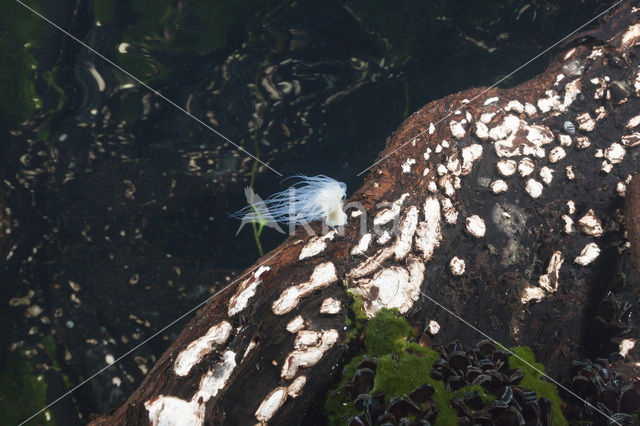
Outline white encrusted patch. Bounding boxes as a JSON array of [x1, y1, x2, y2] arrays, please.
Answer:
[[565, 166, 575, 180], [439, 175, 457, 197], [242, 339, 258, 361], [288, 376, 307, 398], [294, 330, 321, 350], [491, 180, 508, 194], [558, 134, 572, 147], [505, 100, 524, 113], [620, 23, 640, 49], [347, 246, 394, 279], [350, 256, 425, 318], [620, 339, 636, 358], [539, 167, 554, 185], [562, 215, 574, 234], [548, 147, 566, 163], [459, 144, 483, 175], [450, 257, 465, 276], [521, 286, 545, 304], [497, 159, 517, 176], [604, 143, 626, 164], [574, 243, 600, 266], [474, 122, 490, 140], [320, 298, 341, 315], [374, 193, 409, 226], [525, 179, 543, 198], [376, 230, 392, 245], [576, 112, 596, 132], [538, 251, 564, 293], [415, 197, 442, 261], [255, 387, 288, 423], [484, 96, 499, 105], [465, 215, 486, 238], [174, 321, 232, 376], [428, 320, 440, 335], [299, 231, 337, 260], [450, 120, 466, 138], [627, 115, 640, 129], [441, 197, 458, 225], [524, 103, 537, 116], [576, 136, 591, 149], [401, 158, 417, 173], [286, 316, 305, 333], [394, 206, 419, 260], [537, 90, 562, 113], [351, 233, 373, 256], [228, 266, 270, 317], [272, 262, 338, 315], [147, 351, 236, 426], [490, 115, 553, 158], [281, 329, 339, 379], [577, 210, 603, 237], [562, 79, 581, 111], [622, 133, 640, 147], [446, 154, 462, 175]]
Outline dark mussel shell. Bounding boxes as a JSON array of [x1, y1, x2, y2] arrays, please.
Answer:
[[353, 368, 376, 395], [410, 383, 435, 404]]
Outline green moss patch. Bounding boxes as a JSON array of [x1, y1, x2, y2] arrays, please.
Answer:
[[365, 308, 415, 356]]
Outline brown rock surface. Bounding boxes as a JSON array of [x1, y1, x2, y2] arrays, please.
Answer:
[[92, 3, 640, 424]]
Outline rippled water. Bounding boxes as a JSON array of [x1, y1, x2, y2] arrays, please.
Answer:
[[0, 0, 610, 422]]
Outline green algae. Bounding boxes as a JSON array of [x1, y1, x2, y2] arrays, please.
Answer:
[[0, 1, 46, 128], [509, 346, 568, 426], [364, 308, 415, 356], [0, 349, 52, 425], [343, 290, 367, 343]]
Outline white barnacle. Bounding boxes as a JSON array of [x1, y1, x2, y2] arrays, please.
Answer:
[[231, 175, 347, 229], [525, 179, 543, 198], [574, 243, 600, 266], [491, 180, 508, 194], [538, 251, 564, 293], [496, 159, 517, 176], [604, 143, 626, 164], [465, 215, 486, 238], [450, 257, 465, 276], [577, 209, 602, 237]]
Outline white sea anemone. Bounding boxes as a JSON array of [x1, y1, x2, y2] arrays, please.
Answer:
[[231, 175, 348, 229]]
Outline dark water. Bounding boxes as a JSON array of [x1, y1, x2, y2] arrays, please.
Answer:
[[0, 0, 611, 423]]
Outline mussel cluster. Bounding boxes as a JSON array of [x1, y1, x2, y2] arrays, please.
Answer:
[[340, 340, 556, 425], [342, 355, 439, 425], [567, 358, 640, 425], [434, 340, 552, 426]]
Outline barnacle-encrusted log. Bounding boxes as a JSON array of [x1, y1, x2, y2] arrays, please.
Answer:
[[92, 3, 640, 424]]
